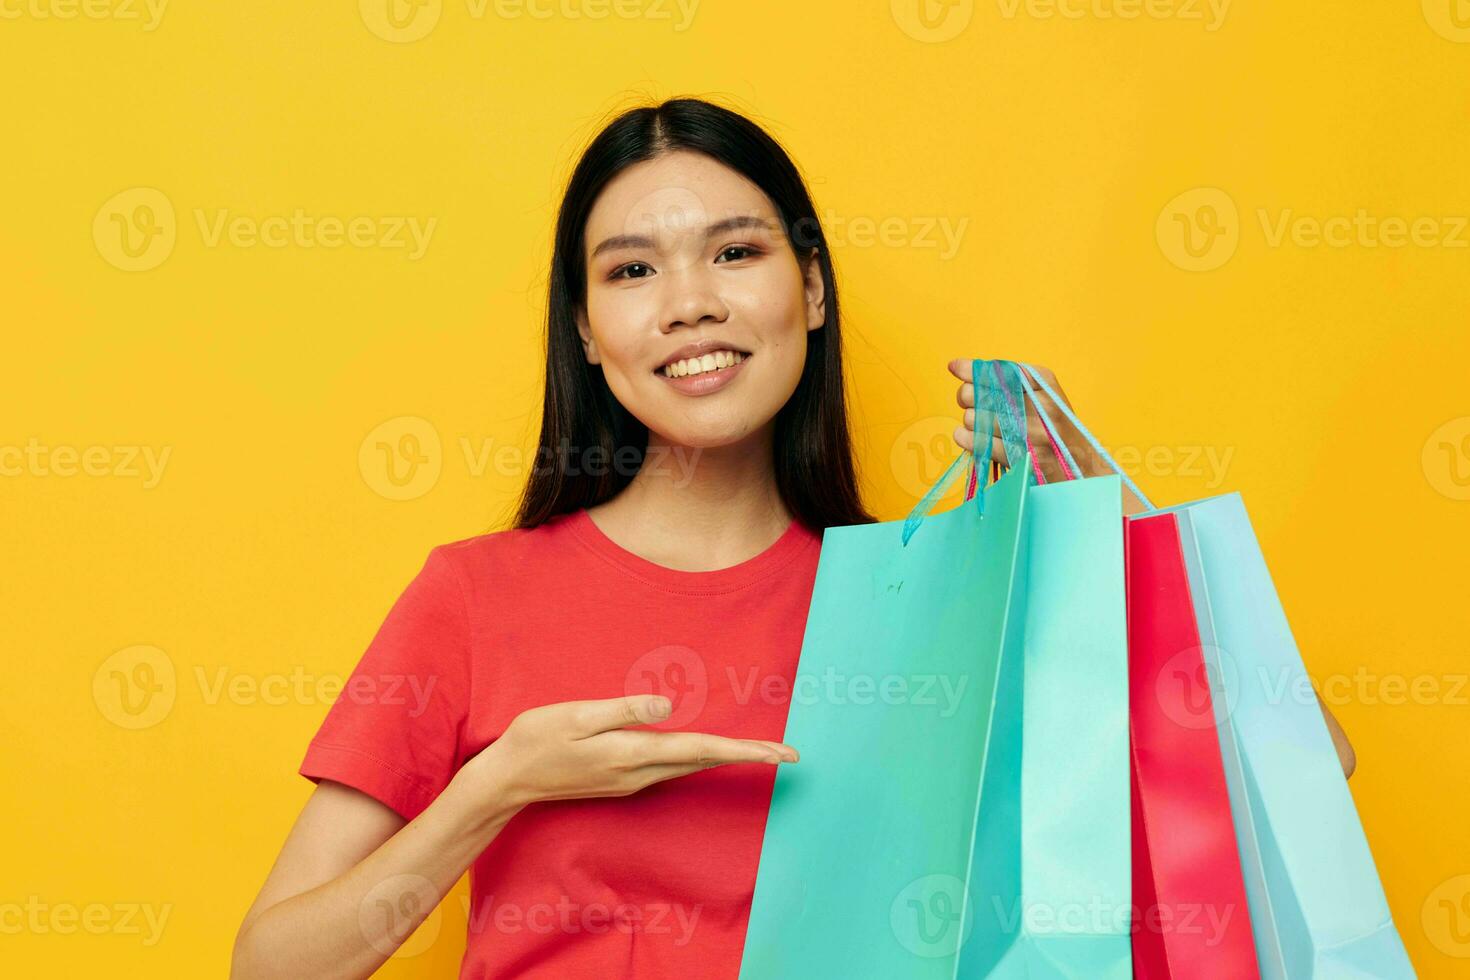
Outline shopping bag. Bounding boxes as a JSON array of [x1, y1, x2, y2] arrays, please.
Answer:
[[740, 360, 1131, 978], [1166, 499, 1416, 978], [1019, 366, 1416, 979], [973, 359, 1133, 978], [740, 358, 1033, 978], [1126, 511, 1260, 978], [980, 462, 1131, 977]]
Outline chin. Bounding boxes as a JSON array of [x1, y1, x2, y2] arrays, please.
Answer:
[[650, 417, 770, 451]]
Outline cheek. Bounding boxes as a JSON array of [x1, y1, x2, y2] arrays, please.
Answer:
[[736, 293, 812, 400], [728, 261, 809, 332], [585, 293, 652, 373]]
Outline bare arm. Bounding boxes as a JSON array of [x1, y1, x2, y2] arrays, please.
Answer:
[[231, 768, 518, 980], [1316, 695, 1356, 779], [232, 694, 797, 979]]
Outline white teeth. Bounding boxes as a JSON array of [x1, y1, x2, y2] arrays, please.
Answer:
[[661, 350, 745, 378]]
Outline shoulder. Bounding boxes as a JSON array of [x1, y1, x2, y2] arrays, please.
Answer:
[[422, 512, 586, 590]]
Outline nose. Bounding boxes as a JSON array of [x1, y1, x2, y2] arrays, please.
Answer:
[[659, 262, 729, 333]]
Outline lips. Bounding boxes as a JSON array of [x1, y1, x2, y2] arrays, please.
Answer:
[[656, 348, 749, 395], [654, 339, 752, 373]]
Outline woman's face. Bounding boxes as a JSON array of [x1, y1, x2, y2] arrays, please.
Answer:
[[576, 150, 825, 449]]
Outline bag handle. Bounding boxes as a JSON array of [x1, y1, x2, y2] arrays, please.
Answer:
[[1016, 362, 1155, 511], [1014, 365, 1080, 483], [965, 359, 1044, 498], [902, 359, 1032, 545], [988, 360, 1048, 486], [969, 361, 1084, 490]]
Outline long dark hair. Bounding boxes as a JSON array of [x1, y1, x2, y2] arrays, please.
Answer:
[[512, 97, 875, 532]]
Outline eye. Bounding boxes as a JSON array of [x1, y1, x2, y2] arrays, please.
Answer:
[[608, 261, 653, 281], [716, 244, 761, 263]]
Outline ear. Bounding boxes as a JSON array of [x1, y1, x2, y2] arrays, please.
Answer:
[[575, 306, 601, 365], [801, 249, 826, 332]]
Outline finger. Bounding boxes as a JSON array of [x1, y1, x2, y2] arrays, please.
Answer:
[[949, 359, 1034, 386], [1026, 408, 1062, 463], [596, 729, 798, 766], [953, 416, 1009, 466], [1020, 379, 1064, 419], [956, 369, 1041, 411], [956, 408, 994, 446], [1023, 364, 1072, 409], [952, 361, 1073, 409], [950, 359, 1058, 383], [633, 755, 791, 789], [633, 764, 713, 787], [1027, 362, 1059, 387], [567, 694, 673, 737], [617, 762, 734, 793], [632, 731, 799, 767]]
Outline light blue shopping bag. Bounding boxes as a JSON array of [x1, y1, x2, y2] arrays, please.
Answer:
[[740, 360, 1132, 978], [1022, 366, 1416, 979], [969, 468, 1132, 979], [1167, 499, 1415, 979]]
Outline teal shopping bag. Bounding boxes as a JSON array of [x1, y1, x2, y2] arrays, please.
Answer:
[[972, 360, 1131, 978], [1020, 367, 1415, 979], [977, 472, 1131, 978], [739, 436, 1032, 976], [740, 360, 1132, 978]]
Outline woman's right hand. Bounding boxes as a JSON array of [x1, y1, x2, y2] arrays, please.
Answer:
[[464, 694, 799, 811]]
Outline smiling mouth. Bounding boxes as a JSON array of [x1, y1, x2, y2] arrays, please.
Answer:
[[655, 349, 750, 379]]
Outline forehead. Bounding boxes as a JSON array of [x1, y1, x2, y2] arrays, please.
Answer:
[[584, 150, 778, 248]]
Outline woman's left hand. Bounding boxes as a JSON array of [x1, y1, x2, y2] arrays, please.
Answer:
[[949, 357, 1357, 780], [947, 358, 1106, 488]]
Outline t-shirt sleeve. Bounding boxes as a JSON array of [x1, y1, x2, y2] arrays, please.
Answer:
[[298, 545, 472, 822]]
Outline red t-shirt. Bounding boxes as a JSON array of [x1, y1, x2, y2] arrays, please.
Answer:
[[299, 507, 823, 979]]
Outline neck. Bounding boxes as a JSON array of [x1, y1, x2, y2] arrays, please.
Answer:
[[585, 425, 794, 572]]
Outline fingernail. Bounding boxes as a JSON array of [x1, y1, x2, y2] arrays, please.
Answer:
[[650, 698, 671, 719]]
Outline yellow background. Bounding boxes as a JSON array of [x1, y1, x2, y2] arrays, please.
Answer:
[[3, 0, 1467, 974]]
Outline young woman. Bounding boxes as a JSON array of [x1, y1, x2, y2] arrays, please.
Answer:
[[231, 98, 1355, 979]]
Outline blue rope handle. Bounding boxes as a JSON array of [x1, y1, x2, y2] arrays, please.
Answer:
[[902, 358, 993, 545], [1018, 362, 1155, 511], [986, 360, 1036, 482], [902, 359, 1033, 545]]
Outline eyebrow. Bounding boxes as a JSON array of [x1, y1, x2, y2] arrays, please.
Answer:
[[588, 214, 776, 260]]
